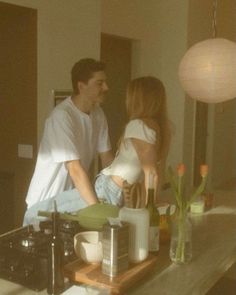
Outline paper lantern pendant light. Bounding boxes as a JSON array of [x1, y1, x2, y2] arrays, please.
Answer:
[[178, 38, 236, 103]]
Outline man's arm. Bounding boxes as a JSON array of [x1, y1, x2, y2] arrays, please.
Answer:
[[99, 150, 114, 168], [66, 160, 98, 205]]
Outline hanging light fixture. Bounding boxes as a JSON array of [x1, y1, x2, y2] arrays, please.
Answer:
[[178, 0, 236, 103]]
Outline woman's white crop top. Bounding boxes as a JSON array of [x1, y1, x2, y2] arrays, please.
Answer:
[[101, 119, 157, 184]]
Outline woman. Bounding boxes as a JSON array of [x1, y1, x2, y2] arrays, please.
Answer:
[[95, 76, 171, 206], [23, 76, 170, 225]]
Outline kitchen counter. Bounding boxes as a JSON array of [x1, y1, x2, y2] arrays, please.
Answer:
[[1, 190, 236, 295], [0, 278, 46, 295], [129, 189, 236, 295], [0, 278, 114, 295], [0, 279, 109, 295]]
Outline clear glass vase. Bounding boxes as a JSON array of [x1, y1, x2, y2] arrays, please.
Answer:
[[169, 215, 192, 264]]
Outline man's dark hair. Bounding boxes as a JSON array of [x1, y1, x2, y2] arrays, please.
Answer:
[[71, 58, 106, 94]]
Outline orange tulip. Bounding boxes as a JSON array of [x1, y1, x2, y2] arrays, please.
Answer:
[[177, 163, 186, 177], [200, 164, 208, 177]]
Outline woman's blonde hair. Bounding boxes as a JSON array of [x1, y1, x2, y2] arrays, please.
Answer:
[[125, 76, 171, 164]]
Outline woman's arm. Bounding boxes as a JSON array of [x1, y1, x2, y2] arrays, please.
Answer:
[[131, 138, 159, 202], [99, 150, 114, 168]]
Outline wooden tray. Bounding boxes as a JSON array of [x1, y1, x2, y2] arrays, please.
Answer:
[[64, 255, 158, 294]]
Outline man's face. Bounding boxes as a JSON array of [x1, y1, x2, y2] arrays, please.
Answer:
[[79, 71, 108, 104]]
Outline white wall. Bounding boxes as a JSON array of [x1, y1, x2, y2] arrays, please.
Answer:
[[1, 0, 101, 140], [187, 0, 236, 188], [2, 0, 189, 168], [183, 0, 213, 185], [210, 0, 236, 188], [4, 0, 233, 188], [101, 0, 189, 167]]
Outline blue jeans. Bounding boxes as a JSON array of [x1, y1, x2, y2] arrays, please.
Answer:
[[23, 174, 122, 227]]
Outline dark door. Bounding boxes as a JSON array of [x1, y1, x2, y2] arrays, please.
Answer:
[[194, 102, 208, 186], [101, 33, 132, 153], [0, 2, 37, 231]]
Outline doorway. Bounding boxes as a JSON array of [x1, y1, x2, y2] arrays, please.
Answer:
[[100, 33, 132, 152], [0, 2, 37, 231], [194, 102, 208, 186], [194, 99, 236, 191], [210, 100, 236, 190]]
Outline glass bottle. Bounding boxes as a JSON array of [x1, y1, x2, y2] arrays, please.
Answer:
[[146, 174, 160, 255], [157, 204, 171, 245], [47, 202, 64, 295]]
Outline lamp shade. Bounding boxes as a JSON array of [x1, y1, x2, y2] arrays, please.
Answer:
[[178, 38, 236, 103]]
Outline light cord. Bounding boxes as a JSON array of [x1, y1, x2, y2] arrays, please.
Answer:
[[212, 0, 218, 38]]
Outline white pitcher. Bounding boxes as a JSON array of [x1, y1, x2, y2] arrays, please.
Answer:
[[119, 207, 149, 263]]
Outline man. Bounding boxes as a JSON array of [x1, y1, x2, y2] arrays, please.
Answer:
[[24, 58, 113, 224]]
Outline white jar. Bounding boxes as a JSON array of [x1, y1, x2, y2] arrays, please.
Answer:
[[190, 200, 205, 214], [119, 207, 149, 263]]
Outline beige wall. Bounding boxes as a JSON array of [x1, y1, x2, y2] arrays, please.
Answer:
[[101, 0, 189, 168], [210, 0, 236, 188], [1, 0, 101, 141], [187, 0, 236, 188], [183, 0, 213, 184], [1, 0, 101, 225], [2, 0, 235, 189], [102, 0, 236, 188], [2, 0, 189, 168]]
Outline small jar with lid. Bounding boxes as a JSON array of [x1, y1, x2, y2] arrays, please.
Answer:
[[190, 196, 205, 214]]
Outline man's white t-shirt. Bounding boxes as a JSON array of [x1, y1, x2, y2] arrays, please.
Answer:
[[101, 119, 156, 184], [26, 97, 111, 208]]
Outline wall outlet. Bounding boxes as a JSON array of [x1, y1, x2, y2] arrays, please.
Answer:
[[18, 144, 33, 159]]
